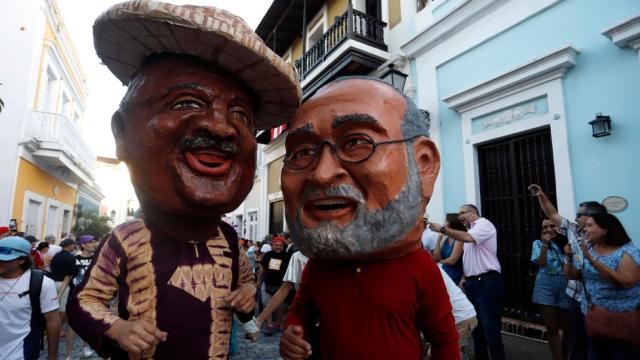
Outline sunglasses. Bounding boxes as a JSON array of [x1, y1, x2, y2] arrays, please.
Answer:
[[0, 246, 29, 256], [576, 212, 590, 218]]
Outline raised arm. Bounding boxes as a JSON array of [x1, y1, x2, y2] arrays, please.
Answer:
[[529, 184, 563, 226]]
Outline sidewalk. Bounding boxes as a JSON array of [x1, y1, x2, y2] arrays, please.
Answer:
[[39, 327, 282, 360], [41, 327, 549, 360]]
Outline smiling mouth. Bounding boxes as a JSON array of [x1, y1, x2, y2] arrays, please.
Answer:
[[184, 149, 232, 176], [305, 197, 358, 221]]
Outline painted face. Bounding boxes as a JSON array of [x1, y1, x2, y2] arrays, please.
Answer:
[[282, 79, 436, 258], [584, 217, 605, 244], [541, 219, 558, 238], [115, 56, 257, 216]]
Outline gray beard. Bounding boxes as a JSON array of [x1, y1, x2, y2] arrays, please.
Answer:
[[287, 146, 424, 258]]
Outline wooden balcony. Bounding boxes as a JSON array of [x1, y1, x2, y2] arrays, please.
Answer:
[[294, 7, 387, 82]]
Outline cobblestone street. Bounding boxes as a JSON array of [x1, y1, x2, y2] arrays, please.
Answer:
[[40, 327, 281, 360]]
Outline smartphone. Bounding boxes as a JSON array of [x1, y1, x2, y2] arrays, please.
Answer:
[[9, 219, 17, 232]]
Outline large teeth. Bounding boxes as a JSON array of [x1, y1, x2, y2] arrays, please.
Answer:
[[314, 199, 350, 206]]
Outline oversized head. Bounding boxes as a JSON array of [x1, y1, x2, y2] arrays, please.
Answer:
[[282, 77, 440, 259]]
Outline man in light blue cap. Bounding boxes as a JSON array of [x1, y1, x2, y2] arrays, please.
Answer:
[[0, 236, 60, 360]]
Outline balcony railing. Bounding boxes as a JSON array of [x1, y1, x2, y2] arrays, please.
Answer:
[[295, 7, 387, 80], [29, 110, 96, 178]]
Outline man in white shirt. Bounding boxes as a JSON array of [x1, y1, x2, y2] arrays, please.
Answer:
[[438, 264, 477, 356], [429, 204, 505, 360], [43, 235, 61, 272], [421, 226, 439, 254], [0, 236, 60, 360]]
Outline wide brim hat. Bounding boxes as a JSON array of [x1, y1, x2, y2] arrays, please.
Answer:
[[93, 0, 301, 130]]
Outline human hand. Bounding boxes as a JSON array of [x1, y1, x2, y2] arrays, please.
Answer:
[[224, 283, 256, 313], [528, 184, 542, 196], [245, 330, 260, 342], [280, 325, 312, 360], [564, 243, 573, 255], [105, 319, 167, 356], [579, 241, 592, 261]]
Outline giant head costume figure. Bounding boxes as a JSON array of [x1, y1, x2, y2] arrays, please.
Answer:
[[67, 2, 300, 359], [282, 77, 439, 259], [98, 3, 301, 223], [279, 78, 459, 359]]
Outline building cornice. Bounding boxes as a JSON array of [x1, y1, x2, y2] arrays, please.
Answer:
[[442, 46, 579, 113], [602, 14, 640, 50], [401, 0, 504, 58]]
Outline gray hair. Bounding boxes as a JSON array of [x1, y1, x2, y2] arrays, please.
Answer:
[[331, 76, 430, 138]]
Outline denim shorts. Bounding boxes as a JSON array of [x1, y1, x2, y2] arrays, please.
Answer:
[[532, 272, 571, 309]]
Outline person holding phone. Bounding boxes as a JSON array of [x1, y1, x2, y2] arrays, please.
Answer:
[[529, 184, 608, 360]]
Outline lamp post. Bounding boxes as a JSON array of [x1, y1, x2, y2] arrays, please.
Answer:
[[380, 64, 408, 92], [588, 113, 612, 138]]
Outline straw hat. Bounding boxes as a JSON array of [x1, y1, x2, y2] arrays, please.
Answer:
[[94, 1, 301, 130]]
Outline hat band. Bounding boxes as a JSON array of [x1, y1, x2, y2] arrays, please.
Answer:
[[0, 247, 29, 256]]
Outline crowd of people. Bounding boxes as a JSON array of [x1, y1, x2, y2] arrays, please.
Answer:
[[529, 184, 640, 360], [0, 231, 101, 360]]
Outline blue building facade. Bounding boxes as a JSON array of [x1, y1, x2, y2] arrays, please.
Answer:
[[403, 0, 640, 242], [400, 0, 639, 319]]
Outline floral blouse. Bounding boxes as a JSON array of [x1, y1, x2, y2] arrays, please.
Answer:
[[581, 242, 640, 314], [530, 240, 565, 275]]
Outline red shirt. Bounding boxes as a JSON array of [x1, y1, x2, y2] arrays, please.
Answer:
[[285, 249, 459, 360], [31, 249, 45, 269]]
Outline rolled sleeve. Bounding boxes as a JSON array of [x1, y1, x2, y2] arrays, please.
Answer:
[[467, 219, 495, 244]]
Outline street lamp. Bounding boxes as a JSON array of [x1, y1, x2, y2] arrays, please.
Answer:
[[380, 64, 408, 92], [588, 113, 612, 138]]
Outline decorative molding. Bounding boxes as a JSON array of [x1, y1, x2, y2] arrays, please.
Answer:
[[442, 46, 579, 112], [602, 14, 640, 50], [480, 103, 537, 130]]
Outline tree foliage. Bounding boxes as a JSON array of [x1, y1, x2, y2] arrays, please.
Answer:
[[74, 211, 113, 239]]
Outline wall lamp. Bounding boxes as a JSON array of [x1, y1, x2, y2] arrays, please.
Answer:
[[589, 113, 612, 138], [380, 64, 408, 92]]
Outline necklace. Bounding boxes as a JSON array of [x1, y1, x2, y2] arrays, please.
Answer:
[[0, 271, 26, 302]]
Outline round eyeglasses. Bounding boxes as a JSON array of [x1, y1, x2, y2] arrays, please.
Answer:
[[284, 133, 426, 170]]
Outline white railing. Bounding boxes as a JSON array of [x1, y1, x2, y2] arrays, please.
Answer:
[[29, 110, 97, 176]]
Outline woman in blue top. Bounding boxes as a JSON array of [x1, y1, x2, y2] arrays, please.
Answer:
[[433, 213, 464, 285], [531, 219, 570, 360], [565, 213, 640, 359]]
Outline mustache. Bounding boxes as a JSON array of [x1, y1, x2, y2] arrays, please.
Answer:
[[302, 184, 365, 204], [179, 133, 238, 155]]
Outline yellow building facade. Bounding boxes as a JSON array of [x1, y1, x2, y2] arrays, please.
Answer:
[[1, 0, 102, 240]]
